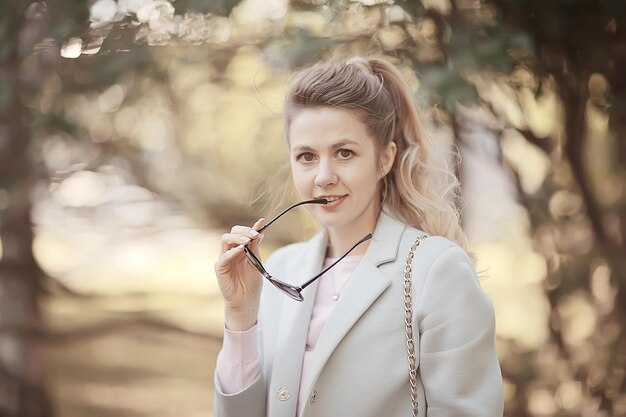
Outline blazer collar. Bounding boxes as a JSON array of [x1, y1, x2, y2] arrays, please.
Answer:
[[309, 205, 407, 268], [303, 207, 406, 392], [365, 205, 407, 266]]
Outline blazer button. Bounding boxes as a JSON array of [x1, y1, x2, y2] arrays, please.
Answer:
[[309, 390, 318, 405], [276, 387, 291, 401]]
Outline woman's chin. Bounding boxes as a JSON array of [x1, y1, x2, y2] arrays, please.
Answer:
[[315, 213, 347, 230]]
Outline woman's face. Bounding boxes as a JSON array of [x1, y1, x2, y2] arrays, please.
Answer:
[[288, 107, 396, 233]]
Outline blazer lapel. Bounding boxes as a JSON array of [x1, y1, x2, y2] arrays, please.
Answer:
[[302, 209, 407, 398], [268, 230, 327, 417]]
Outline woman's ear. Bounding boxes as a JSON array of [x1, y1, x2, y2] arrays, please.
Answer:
[[379, 141, 397, 179]]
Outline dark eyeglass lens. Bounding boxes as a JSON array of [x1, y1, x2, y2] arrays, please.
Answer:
[[283, 286, 303, 301], [269, 279, 303, 301]]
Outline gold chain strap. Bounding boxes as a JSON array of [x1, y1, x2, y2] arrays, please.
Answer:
[[404, 234, 428, 417]]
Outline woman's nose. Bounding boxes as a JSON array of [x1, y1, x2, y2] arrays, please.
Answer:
[[314, 159, 337, 187]]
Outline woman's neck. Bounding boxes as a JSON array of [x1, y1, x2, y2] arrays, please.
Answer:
[[324, 204, 380, 258]]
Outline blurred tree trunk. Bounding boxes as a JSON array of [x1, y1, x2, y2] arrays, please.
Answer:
[[0, 2, 52, 416], [487, 0, 626, 412]]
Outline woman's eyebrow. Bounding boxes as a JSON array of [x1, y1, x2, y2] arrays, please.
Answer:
[[292, 139, 361, 152]]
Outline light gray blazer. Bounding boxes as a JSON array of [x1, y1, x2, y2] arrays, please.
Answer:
[[214, 208, 504, 417]]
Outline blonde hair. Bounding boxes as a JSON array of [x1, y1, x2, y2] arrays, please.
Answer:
[[256, 56, 469, 252]]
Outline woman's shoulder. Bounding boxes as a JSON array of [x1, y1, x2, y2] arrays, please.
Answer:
[[400, 227, 484, 311], [400, 224, 474, 273]]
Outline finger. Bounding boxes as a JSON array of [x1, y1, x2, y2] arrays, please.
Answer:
[[224, 244, 261, 274], [249, 231, 264, 251], [224, 218, 266, 253], [248, 218, 267, 246], [230, 225, 262, 238], [252, 218, 267, 231], [221, 233, 252, 253], [220, 243, 247, 264]]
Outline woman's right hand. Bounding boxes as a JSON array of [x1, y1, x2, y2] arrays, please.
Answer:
[[214, 218, 267, 331]]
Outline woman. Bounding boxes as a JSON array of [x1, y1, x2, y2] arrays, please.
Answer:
[[213, 56, 503, 417]]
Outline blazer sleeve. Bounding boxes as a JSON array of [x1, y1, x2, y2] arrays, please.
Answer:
[[213, 367, 266, 417], [213, 249, 284, 417], [213, 315, 267, 417], [213, 244, 293, 417], [416, 245, 504, 417]]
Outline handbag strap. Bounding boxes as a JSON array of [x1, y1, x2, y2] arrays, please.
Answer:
[[404, 234, 428, 417]]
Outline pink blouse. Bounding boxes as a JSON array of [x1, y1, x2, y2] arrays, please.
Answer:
[[216, 255, 364, 416]]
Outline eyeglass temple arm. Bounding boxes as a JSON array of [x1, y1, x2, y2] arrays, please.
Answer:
[[256, 198, 328, 234], [300, 233, 373, 290], [243, 246, 268, 274]]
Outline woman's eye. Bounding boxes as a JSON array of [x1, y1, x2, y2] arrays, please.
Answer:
[[297, 152, 316, 162], [338, 149, 353, 159]]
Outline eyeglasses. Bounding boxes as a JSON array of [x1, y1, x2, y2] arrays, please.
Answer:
[[243, 199, 372, 302]]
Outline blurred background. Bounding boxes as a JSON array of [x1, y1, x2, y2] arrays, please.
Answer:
[[1, 0, 625, 416]]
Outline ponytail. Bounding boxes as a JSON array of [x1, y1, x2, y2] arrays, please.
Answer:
[[368, 57, 470, 253]]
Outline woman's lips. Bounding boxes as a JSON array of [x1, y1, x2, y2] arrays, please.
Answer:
[[320, 195, 347, 209]]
